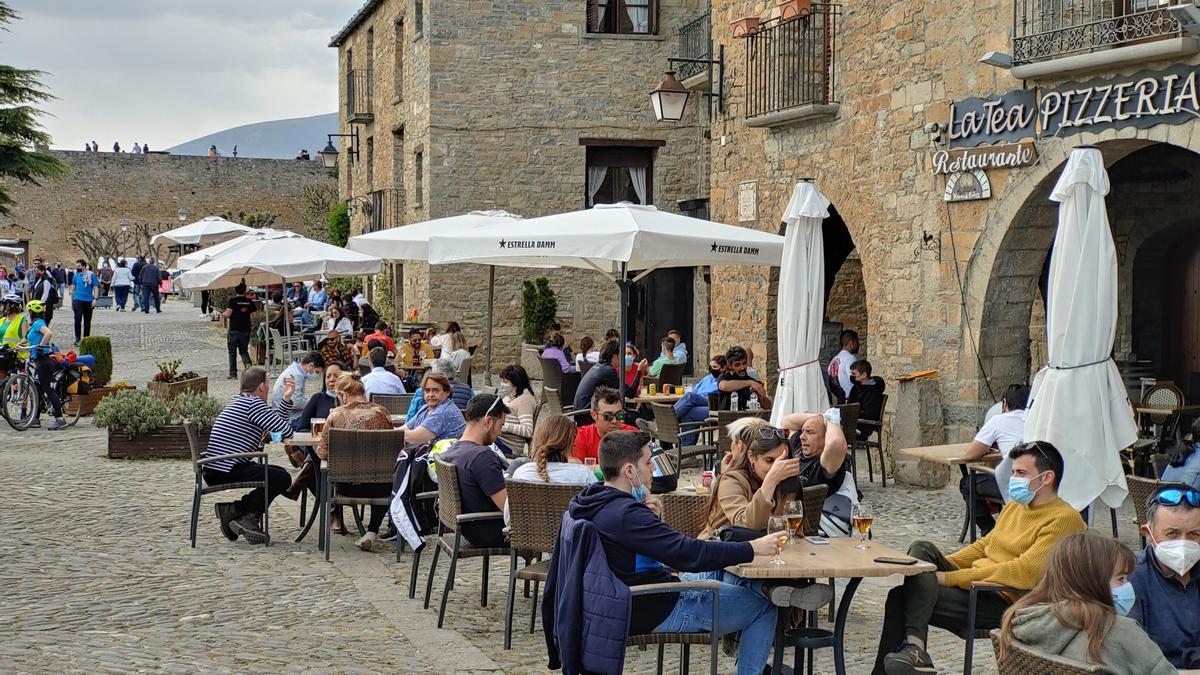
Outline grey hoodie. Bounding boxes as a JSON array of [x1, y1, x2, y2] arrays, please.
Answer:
[[1009, 603, 1178, 675]]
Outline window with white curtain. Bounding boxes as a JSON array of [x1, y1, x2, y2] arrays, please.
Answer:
[[587, 0, 657, 34], [585, 146, 654, 207]]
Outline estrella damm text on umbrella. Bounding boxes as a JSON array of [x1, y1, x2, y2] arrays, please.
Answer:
[[498, 239, 556, 249], [711, 242, 761, 256]]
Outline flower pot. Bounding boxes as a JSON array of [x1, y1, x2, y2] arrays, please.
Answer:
[[148, 376, 208, 400], [65, 385, 129, 417], [779, 0, 812, 20], [731, 16, 761, 37], [106, 425, 209, 459]]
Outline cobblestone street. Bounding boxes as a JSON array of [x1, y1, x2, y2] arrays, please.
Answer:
[[0, 299, 1145, 674]]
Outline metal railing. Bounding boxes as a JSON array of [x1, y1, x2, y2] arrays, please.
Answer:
[[676, 12, 711, 80], [1013, 0, 1183, 65], [746, 4, 839, 120], [360, 188, 402, 233], [346, 68, 374, 122]]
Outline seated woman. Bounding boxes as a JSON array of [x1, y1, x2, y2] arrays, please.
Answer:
[[497, 364, 537, 456], [404, 371, 466, 445], [321, 304, 353, 340], [505, 416, 597, 524], [1161, 422, 1200, 491], [542, 334, 575, 373], [699, 423, 800, 540], [317, 372, 394, 551], [293, 361, 344, 432], [999, 531, 1177, 675], [715, 416, 773, 475], [445, 329, 471, 374], [430, 321, 462, 355], [573, 336, 600, 370]]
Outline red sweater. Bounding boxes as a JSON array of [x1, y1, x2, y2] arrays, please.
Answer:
[[572, 423, 638, 462]]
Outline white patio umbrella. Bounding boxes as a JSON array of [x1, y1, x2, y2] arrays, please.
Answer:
[[771, 181, 831, 425], [347, 210, 524, 384], [427, 202, 785, 403], [150, 216, 254, 246], [176, 229, 300, 270], [0, 245, 23, 258], [1024, 146, 1137, 511]]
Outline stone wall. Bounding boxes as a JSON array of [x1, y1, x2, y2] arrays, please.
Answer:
[[0, 151, 334, 263]]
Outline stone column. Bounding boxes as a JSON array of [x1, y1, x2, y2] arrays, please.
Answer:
[[891, 377, 950, 487]]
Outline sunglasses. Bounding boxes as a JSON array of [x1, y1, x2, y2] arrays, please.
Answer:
[[757, 427, 790, 442], [485, 395, 503, 417], [598, 411, 624, 422], [1154, 488, 1200, 508]]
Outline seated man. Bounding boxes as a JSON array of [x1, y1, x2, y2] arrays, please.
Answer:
[[781, 409, 854, 537], [205, 367, 297, 545], [318, 328, 356, 369], [827, 329, 859, 404], [647, 336, 679, 378], [959, 383, 1029, 535], [1130, 485, 1200, 671], [671, 354, 726, 446], [873, 441, 1087, 675], [573, 386, 637, 464], [560, 430, 786, 675], [667, 328, 688, 364], [398, 327, 434, 367], [270, 350, 324, 421], [847, 359, 885, 435], [718, 345, 772, 411], [359, 321, 397, 358], [306, 280, 327, 312], [573, 339, 638, 414], [439, 394, 511, 547], [361, 347, 406, 397], [406, 357, 476, 413]]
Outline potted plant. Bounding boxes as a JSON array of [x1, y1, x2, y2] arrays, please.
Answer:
[[147, 358, 207, 399], [97, 389, 224, 459], [67, 335, 120, 416], [779, 0, 812, 20], [521, 277, 558, 379], [731, 16, 761, 37]]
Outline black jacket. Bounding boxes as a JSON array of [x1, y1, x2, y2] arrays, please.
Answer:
[[848, 376, 886, 438]]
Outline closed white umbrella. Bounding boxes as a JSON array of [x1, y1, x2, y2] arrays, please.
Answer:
[[150, 216, 254, 246], [178, 235, 382, 291], [771, 181, 831, 424], [1024, 146, 1137, 511], [176, 229, 300, 270]]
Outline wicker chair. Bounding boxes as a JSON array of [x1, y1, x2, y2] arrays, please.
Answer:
[[503, 480, 584, 650], [649, 402, 718, 471], [185, 421, 271, 548], [1140, 383, 1186, 437], [1151, 452, 1170, 478], [542, 387, 590, 420], [425, 459, 511, 628], [851, 394, 889, 486], [989, 629, 1104, 674], [370, 392, 414, 416], [799, 484, 828, 537], [579, 359, 595, 377], [715, 410, 771, 457], [321, 428, 405, 561], [660, 492, 710, 539], [657, 363, 684, 387]]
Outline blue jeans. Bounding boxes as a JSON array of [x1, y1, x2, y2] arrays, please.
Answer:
[[114, 285, 130, 310], [140, 283, 159, 313], [654, 570, 776, 675], [673, 392, 710, 446]]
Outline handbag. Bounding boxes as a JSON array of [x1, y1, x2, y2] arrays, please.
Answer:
[[713, 524, 765, 542]]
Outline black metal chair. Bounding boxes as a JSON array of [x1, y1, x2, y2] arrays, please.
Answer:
[[851, 393, 888, 486], [657, 362, 684, 387], [648, 402, 718, 470], [185, 421, 270, 548]]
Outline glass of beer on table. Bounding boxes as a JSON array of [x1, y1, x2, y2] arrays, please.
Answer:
[[784, 499, 804, 544], [852, 502, 873, 549], [767, 516, 789, 565]]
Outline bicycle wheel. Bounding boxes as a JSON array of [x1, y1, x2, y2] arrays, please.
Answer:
[[60, 388, 82, 428], [1, 373, 39, 431]]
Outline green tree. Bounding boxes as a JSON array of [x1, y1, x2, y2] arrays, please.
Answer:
[[522, 277, 558, 344], [327, 201, 349, 247], [0, 3, 70, 216]]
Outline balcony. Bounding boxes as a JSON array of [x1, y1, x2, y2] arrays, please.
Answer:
[[745, 4, 840, 129], [355, 188, 402, 233], [346, 68, 374, 124], [1012, 0, 1199, 79], [676, 12, 711, 87]]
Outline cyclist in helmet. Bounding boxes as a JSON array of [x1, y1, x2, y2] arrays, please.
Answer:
[[1, 294, 26, 348], [25, 300, 66, 430]]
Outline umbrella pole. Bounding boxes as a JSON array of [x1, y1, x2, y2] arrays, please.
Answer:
[[283, 276, 294, 368], [485, 265, 495, 386], [616, 263, 631, 411]]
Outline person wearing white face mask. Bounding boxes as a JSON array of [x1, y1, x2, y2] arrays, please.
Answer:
[[1129, 485, 1200, 672], [496, 364, 537, 456], [270, 351, 325, 421]]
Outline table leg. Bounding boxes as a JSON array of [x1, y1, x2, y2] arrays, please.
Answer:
[[957, 465, 971, 543], [294, 450, 323, 544], [967, 465, 978, 543], [770, 605, 788, 675], [832, 577, 862, 675]]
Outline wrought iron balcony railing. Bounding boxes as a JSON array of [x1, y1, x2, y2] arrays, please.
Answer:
[[346, 68, 374, 123], [745, 4, 840, 120], [356, 188, 402, 233], [676, 12, 711, 81], [1013, 0, 1184, 65]]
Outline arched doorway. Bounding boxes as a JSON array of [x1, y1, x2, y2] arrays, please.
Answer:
[[979, 141, 1200, 402]]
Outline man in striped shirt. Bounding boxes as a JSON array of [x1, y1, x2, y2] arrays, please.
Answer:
[[206, 366, 296, 545]]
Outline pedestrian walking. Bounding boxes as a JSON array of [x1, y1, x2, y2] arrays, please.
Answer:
[[223, 281, 257, 379], [69, 259, 98, 345], [130, 255, 145, 306], [29, 265, 57, 326], [51, 263, 67, 308], [112, 141, 121, 153], [138, 256, 161, 314], [111, 259, 133, 311], [98, 261, 113, 297], [132, 142, 142, 154]]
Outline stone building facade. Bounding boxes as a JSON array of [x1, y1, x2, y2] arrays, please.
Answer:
[[0, 151, 334, 264], [330, 0, 713, 371], [707, 0, 1200, 440]]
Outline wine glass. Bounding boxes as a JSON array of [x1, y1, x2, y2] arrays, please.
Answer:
[[852, 503, 873, 550], [767, 516, 788, 565], [784, 500, 804, 544]]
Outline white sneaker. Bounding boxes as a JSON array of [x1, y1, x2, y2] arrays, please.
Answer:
[[355, 531, 377, 552]]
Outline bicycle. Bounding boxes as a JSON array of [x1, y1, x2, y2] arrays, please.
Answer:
[[0, 343, 85, 431]]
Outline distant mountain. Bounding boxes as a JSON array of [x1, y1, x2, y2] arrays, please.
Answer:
[[167, 112, 337, 160]]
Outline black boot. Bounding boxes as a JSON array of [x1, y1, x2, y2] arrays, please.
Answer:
[[215, 502, 241, 541]]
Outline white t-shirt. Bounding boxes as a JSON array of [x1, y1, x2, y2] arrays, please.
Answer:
[[827, 349, 857, 400], [504, 462, 597, 524], [574, 351, 600, 368], [974, 408, 1026, 501]]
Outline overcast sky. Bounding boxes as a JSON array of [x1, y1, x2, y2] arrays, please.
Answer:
[[5, 0, 361, 150]]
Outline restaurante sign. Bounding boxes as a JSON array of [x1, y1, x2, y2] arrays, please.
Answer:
[[931, 142, 1038, 175], [950, 64, 1200, 147]]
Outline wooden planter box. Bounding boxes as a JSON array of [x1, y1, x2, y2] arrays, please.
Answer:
[[107, 425, 210, 459], [731, 16, 761, 37], [148, 376, 207, 400], [521, 343, 545, 381], [779, 0, 812, 20], [65, 385, 129, 417]]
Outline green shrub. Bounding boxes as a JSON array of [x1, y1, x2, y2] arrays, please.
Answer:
[[327, 201, 349, 247], [521, 277, 558, 344], [169, 391, 225, 430], [77, 336, 113, 387], [94, 390, 174, 436]]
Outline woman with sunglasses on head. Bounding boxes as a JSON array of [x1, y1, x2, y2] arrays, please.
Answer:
[[699, 424, 800, 540], [505, 416, 597, 525], [999, 531, 1177, 675]]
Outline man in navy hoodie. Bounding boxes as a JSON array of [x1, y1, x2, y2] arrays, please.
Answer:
[[567, 430, 786, 675]]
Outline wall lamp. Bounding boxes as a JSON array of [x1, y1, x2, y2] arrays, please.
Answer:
[[321, 130, 360, 168], [650, 45, 726, 122]]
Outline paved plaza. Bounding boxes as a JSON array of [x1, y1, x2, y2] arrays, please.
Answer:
[[0, 299, 1146, 674]]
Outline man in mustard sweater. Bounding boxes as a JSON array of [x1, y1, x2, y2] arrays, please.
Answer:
[[875, 441, 1087, 675]]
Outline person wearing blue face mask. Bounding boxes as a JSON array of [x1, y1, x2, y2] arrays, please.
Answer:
[[875, 442, 1087, 675], [998, 532, 1177, 675], [572, 339, 640, 415], [292, 362, 344, 433], [271, 350, 324, 422]]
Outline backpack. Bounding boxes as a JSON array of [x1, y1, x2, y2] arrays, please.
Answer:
[[43, 279, 59, 307], [389, 442, 440, 550]]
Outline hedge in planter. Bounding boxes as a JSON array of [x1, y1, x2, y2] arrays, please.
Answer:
[[95, 389, 224, 459]]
